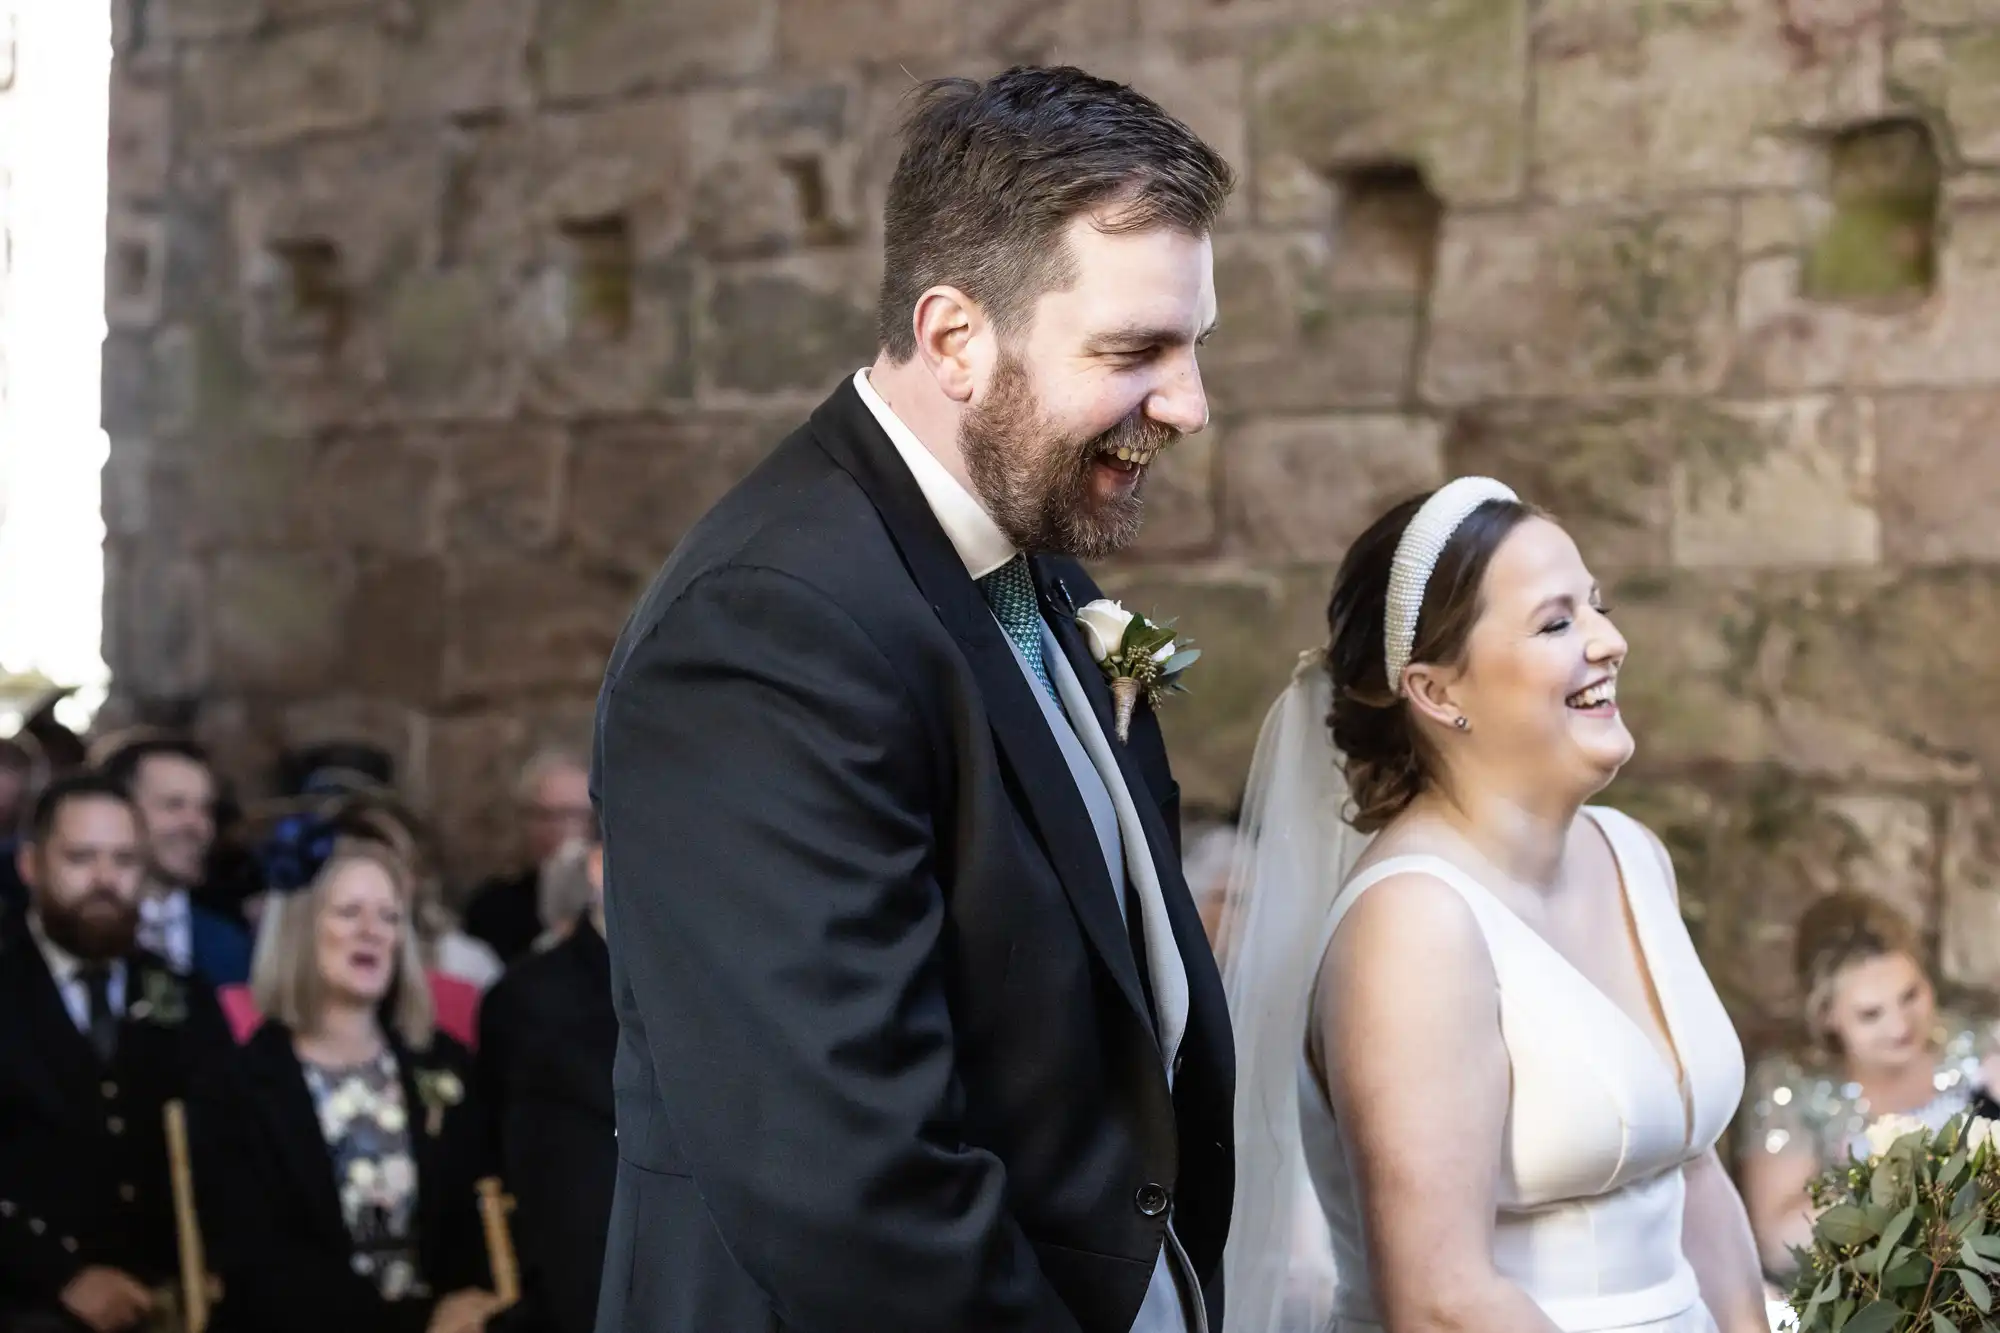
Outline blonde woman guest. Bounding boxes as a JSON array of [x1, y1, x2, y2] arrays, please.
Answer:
[[198, 840, 501, 1333], [1736, 891, 2000, 1284]]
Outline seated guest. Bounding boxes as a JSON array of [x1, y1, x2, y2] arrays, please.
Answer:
[[477, 839, 613, 1333], [100, 735, 252, 987], [201, 837, 502, 1333], [331, 793, 503, 994], [1736, 889, 2000, 1285], [462, 752, 593, 965], [0, 775, 234, 1332]]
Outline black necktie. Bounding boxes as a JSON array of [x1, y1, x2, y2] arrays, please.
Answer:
[[80, 965, 117, 1065]]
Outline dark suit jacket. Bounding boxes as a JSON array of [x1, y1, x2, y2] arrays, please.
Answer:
[[478, 922, 616, 1333], [198, 1022, 492, 1333], [0, 914, 235, 1313], [463, 869, 543, 966], [591, 379, 1234, 1333]]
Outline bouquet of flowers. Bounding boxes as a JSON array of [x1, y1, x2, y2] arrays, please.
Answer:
[[1783, 1112, 2000, 1333]]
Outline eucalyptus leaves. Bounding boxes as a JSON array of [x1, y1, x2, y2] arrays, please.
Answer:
[[1075, 600, 1201, 743], [1786, 1113, 2000, 1333]]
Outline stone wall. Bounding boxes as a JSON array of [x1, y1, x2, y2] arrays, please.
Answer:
[[102, 0, 2000, 1045]]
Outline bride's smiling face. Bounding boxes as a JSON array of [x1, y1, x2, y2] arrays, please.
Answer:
[[1407, 517, 1633, 798]]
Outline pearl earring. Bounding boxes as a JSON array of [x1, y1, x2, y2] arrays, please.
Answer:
[[1453, 716, 1470, 732]]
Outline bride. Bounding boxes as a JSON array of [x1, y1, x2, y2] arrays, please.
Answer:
[[1216, 478, 1769, 1333]]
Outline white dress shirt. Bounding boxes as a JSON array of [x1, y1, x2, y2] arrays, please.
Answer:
[[852, 369, 1016, 580], [138, 886, 194, 973]]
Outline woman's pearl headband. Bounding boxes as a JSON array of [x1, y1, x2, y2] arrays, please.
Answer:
[[1383, 477, 1519, 694]]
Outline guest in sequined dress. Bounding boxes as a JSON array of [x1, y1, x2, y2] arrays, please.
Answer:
[[1735, 890, 2000, 1286]]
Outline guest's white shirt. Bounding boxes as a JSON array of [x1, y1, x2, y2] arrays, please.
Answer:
[[138, 885, 193, 973], [853, 369, 1015, 580], [27, 911, 128, 1033]]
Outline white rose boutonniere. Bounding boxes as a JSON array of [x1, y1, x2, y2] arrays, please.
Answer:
[[414, 1067, 464, 1138], [1074, 599, 1200, 742]]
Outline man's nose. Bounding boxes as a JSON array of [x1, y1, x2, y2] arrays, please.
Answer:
[[1145, 357, 1208, 436]]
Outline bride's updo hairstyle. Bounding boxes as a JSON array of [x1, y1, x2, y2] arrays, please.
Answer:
[[1326, 489, 1540, 832]]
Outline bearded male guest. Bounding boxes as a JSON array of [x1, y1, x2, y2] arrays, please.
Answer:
[[592, 65, 1236, 1333], [0, 775, 233, 1332]]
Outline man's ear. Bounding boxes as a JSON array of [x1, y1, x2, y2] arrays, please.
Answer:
[[911, 285, 984, 404]]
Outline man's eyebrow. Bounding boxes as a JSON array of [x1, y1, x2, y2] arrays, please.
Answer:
[[1085, 319, 1219, 352]]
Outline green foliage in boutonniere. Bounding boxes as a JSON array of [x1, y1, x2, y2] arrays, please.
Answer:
[[1075, 599, 1201, 742], [127, 969, 188, 1027], [414, 1067, 465, 1138]]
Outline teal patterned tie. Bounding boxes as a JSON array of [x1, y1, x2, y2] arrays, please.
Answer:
[[978, 555, 1058, 704]]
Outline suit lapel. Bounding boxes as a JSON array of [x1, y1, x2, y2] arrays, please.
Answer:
[[246, 1025, 350, 1246], [808, 383, 1153, 1031], [392, 1039, 441, 1272], [1, 916, 105, 1111]]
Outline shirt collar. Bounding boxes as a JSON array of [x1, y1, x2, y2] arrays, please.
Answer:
[[852, 368, 1016, 580]]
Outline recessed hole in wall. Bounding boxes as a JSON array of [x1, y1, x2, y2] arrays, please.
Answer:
[[560, 215, 634, 343], [115, 239, 151, 301], [779, 155, 848, 246], [267, 237, 348, 355], [1329, 161, 1443, 296], [1803, 118, 1940, 309]]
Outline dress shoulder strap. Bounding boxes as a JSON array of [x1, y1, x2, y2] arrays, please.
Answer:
[[1312, 853, 1512, 969], [1583, 805, 1672, 910]]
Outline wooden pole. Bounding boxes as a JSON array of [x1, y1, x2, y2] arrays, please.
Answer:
[[475, 1177, 520, 1308], [162, 1100, 208, 1333]]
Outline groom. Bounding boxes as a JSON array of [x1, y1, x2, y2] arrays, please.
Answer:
[[592, 66, 1236, 1333]]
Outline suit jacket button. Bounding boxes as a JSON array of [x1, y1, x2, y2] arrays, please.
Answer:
[[1135, 1183, 1170, 1217], [107, 1116, 125, 1135], [27, 1218, 43, 1235], [119, 1184, 137, 1203], [101, 1081, 117, 1099], [61, 1237, 78, 1253]]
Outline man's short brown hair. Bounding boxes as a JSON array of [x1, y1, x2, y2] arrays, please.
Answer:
[[876, 65, 1235, 362]]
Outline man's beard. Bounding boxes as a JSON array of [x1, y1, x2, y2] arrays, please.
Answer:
[[40, 890, 139, 962], [958, 351, 1179, 560]]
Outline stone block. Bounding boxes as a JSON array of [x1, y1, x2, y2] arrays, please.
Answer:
[[446, 557, 639, 698], [384, 0, 535, 121], [1892, 31, 2000, 167], [1124, 429, 1219, 559], [1533, 0, 1886, 203], [344, 556, 447, 705], [382, 266, 521, 421], [1671, 772, 1937, 1028], [1942, 790, 2000, 991], [1088, 567, 1329, 814], [776, 0, 958, 68], [1877, 391, 2000, 563], [445, 425, 567, 554], [1207, 231, 1419, 412], [227, 130, 442, 292], [1671, 397, 1880, 568], [310, 430, 444, 554], [1222, 415, 1443, 562], [1905, 0, 2000, 22], [1443, 402, 1676, 570], [698, 253, 876, 403], [183, 434, 317, 550], [108, 72, 170, 201], [1423, 203, 1738, 404], [681, 79, 865, 261], [964, 0, 1137, 63], [1251, 0, 1529, 219], [536, 0, 776, 102], [182, 22, 384, 148], [1733, 198, 2000, 390], [211, 552, 354, 693], [566, 414, 788, 572], [1739, 192, 1818, 257], [102, 547, 207, 701], [280, 696, 430, 794]]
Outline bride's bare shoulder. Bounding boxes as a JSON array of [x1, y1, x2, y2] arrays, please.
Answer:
[[1330, 853, 1487, 973]]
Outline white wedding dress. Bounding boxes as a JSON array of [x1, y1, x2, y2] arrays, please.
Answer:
[[1296, 805, 1746, 1333]]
